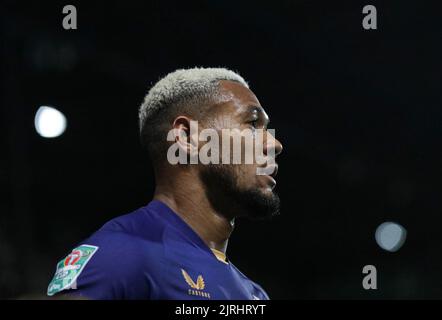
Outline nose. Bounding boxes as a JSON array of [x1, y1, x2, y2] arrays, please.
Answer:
[[264, 131, 283, 157], [274, 137, 283, 157]]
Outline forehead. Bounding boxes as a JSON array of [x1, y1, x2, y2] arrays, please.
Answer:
[[215, 80, 262, 115]]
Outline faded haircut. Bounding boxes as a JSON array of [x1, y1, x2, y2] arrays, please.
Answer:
[[139, 67, 249, 162]]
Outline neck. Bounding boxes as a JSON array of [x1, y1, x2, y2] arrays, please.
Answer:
[[153, 168, 234, 254]]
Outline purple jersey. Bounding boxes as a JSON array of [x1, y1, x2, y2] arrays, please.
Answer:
[[47, 200, 269, 300]]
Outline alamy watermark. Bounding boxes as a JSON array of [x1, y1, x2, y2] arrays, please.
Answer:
[[362, 5, 377, 30], [362, 265, 377, 290], [62, 5, 77, 30], [166, 121, 277, 176]]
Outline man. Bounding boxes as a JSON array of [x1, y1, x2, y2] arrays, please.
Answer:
[[47, 67, 283, 299]]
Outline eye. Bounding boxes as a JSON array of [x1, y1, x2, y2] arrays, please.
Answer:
[[249, 120, 258, 128]]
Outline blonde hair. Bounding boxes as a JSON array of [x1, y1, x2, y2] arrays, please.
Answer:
[[139, 67, 248, 134]]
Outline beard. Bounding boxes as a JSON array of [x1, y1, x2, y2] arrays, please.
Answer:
[[199, 164, 280, 220]]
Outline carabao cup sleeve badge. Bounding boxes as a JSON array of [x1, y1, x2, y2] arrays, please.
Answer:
[[47, 244, 99, 296]]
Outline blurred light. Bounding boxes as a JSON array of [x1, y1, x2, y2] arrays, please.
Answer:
[[375, 221, 407, 252], [34, 106, 67, 138]]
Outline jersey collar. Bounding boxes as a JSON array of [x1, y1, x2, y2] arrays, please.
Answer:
[[146, 200, 229, 265]]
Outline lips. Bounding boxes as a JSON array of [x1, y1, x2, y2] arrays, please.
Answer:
[[258, 163, 278, 189], [260, 164, 278, 178], [269, 164, 278, 178], [265, 175, 277, 189]]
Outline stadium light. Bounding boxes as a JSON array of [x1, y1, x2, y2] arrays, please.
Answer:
[[34, 106, 67, 138], [375, 221, 407, 252]]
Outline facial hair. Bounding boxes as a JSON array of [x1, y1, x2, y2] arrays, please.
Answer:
[[199, 164, 280, 220]]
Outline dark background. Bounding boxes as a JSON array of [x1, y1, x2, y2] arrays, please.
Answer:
[[1, 0, 442, 299]]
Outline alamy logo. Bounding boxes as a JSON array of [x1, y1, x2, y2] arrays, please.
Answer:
[[362, 5, 377, 30], [362, 265, 377, 290], [62, 5, 77, 30], [166, 120, 277, 176]]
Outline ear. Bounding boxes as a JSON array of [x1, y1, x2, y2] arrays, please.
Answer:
[[171, 116, 199, 158]]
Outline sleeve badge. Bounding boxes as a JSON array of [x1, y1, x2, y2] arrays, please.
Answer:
[[47, 244, 98, 296]]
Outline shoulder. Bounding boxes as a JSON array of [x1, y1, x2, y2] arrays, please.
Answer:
[[47, 206, 169, 299], [249, 281, 270, 300], [230, 263, 270, 300], [98, 205, 168, 242], [81, 205, 168, 267], [82, 229, 165, 269]]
